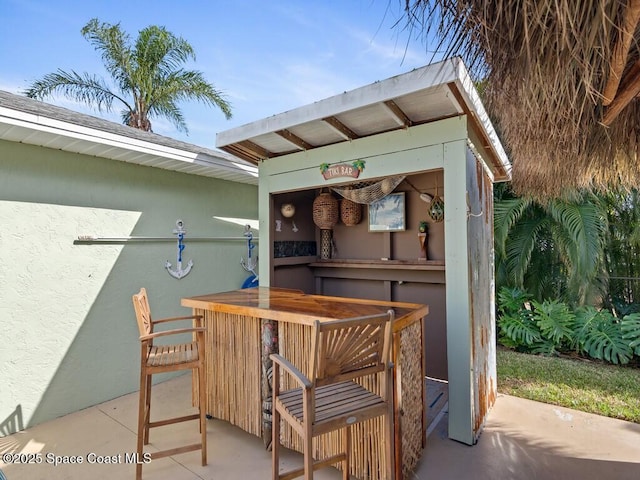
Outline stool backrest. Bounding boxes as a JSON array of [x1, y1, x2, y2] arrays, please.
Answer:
[[311, 310, 394, 388], [132, 288, 153, 339]]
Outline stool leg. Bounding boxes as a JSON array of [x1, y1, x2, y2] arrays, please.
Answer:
[[198, 364, 207, 465], [144, 374, 152, 444], [343, 427, 351, 480], [386, 410, 395, 480], [303, 423, 313, 480], [272, 405, 280, 480], [136, 368, 147, 480]]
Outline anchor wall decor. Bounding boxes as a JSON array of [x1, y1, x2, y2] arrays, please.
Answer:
[[165, 219, 194, 279], [240, 224, 258, 280]]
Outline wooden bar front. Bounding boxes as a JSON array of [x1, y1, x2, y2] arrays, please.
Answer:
[[182, 287, 428, 480]]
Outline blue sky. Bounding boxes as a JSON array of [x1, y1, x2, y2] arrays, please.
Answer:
[[0, 0, 437, 149]]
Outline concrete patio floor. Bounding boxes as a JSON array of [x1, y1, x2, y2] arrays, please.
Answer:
[[1, 373, 639, 480]]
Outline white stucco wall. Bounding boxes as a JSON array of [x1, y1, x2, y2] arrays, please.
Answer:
[[0, 139, 257, 432]]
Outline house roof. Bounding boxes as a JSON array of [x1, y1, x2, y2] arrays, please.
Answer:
[[216, 58, 510, 182], [0, 90, 258, 185]]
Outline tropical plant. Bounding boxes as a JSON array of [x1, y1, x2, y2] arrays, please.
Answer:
[[496, 287, 540, 349], [532, 299, 574, 346], [601, 189, 640, 315], [497, 286, 640, 365], [25, 18, 231, 133], [573, 307, 634, 365], [621, 314, 640, 357], [497, 290, 572, 355], [494, 184, 608, 305]]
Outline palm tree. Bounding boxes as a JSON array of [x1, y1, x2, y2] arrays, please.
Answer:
[[25, 18, 231, 133], [494, 184, 608, 306]]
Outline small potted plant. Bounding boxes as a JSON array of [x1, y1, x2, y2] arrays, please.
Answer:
[[418, 221, 428, 260]]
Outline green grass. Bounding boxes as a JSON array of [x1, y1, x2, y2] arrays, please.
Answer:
[[497, 348, 640, 423]]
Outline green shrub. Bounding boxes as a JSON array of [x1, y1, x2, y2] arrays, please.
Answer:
[[497, 287, 541, 348], [574, 306, 632, 364], [496, 286, 640, 365], [621, 313, 640, 356], [532, 299, 574, 345]]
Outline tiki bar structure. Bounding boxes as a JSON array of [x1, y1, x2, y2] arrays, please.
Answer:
[[195, 58, 511, 479], [182, 288, 427, 480]]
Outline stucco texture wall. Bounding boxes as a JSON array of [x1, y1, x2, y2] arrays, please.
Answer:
[[0, 139, 257, 432]]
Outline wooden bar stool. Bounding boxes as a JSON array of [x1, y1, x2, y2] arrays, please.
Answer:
[[271, 310, 396, 480], [131, 288, 207, 480]]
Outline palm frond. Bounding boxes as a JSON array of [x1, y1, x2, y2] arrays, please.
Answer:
[[147, 101, 188, 133], [504, 216, 549, 287], [547, 198, 608, 303], [494, 196, 535, 257], [153, 70, 232, 119], [81, 19, 133, 92], [23, 69, 131, 113], [134, 25, 195, 74]]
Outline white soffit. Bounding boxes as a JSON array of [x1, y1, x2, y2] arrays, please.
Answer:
[[0, 91, 258, 185], [216, 58, 510, 182]]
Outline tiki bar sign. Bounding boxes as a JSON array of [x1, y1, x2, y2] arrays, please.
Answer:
[[319, 160, 366, 180]]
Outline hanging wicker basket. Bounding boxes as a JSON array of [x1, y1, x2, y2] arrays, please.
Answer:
[[312, 192, 339, 230], [340, 198, 362, 226]]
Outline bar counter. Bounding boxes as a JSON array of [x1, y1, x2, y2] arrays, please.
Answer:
[[182, 287, 428, 480]]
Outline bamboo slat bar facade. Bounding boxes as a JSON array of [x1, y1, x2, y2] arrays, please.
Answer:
[[182, 287, 428, 480]]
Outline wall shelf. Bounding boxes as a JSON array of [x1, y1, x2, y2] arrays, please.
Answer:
[[309, 259, 445, 271], [309, 259, 446, 286], [309, 259, 445, 290], [273, 255, 318, 267]]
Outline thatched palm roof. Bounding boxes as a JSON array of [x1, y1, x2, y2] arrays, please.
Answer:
[[403, 0, 640, 197]]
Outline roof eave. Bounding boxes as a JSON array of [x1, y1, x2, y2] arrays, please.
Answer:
[[0, 102, 259, 185], [215, 58, 511, 182]]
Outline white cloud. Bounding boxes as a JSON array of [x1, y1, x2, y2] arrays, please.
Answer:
[[348, 27, 427, 67], [283, 62, 351, 105]]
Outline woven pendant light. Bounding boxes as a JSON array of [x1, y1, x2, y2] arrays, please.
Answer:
[[313, 192, 338, 259], [340, 198, 361, 226], [313, 192, 338, 229]]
